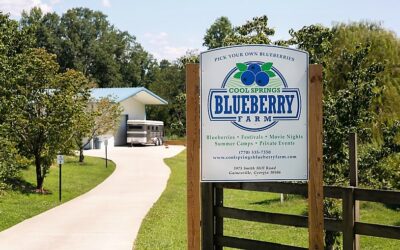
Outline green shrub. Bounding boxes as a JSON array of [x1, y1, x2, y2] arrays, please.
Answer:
[[0, 138, 28, 187]]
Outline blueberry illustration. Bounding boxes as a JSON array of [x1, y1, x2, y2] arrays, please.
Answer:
[[248, 63, 261, 74], [255, 72, 270, 86], [241, 70, 255, 85]]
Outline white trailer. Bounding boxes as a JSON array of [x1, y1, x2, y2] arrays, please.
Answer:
[[127, 120, 164, 146]]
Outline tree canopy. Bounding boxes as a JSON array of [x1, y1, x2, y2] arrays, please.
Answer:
[[20, 7, 155, 88], [203, 16, 233, 49]]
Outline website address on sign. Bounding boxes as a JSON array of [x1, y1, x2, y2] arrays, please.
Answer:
[[212, 154, 297, 161]]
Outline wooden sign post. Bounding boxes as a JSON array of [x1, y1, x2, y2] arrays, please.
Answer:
[[186, 64, 201, 250], [308, 64, 324, 249]]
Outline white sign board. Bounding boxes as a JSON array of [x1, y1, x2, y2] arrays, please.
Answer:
[[57, 155, 64, 165], [200, 45, 309, 182]]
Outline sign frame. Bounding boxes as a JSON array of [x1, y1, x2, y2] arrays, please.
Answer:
[[199, 45, 309, 182]]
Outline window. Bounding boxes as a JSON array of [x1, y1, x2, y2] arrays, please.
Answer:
[[128, 125, 143, 130]]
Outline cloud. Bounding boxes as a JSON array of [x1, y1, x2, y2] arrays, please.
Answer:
[[144, 32, 168, 46], [0, 0, 55, 17], [142, 32, 195, 61], [101, 0, 111, 8]]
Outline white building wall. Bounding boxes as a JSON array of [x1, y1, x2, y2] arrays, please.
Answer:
[[120, 97, 146, 120]]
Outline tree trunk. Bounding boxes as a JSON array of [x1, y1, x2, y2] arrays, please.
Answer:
[[79, 147, 84, 163], [35, 156, 44, 192]]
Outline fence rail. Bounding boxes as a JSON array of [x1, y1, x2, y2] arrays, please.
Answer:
[[203, 182, 400, 249]]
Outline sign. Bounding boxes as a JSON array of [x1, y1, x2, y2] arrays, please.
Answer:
[[104, 139, 108, 146], [57, 155, 64, 165], [200, 45, 309, 181]]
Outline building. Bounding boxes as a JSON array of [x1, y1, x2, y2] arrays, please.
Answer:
[[87, 87, 167, 149]]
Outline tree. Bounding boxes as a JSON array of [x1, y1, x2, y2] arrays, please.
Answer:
[[20, 7, 155, 88], [75, 97, 122, 162], [146, 50, 202, 137], [0, 13, 36, 189], [6, 48, 91, 191], [203, 16, 233, 49], [223, 15, 275, 46], [146, 59, 186, 137]]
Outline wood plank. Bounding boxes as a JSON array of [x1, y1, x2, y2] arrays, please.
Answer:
[[324, 218, 343, 232], [216, 236, 307, 250], [216, 207, 308, 228], [186, 63, 201, 250], [308, 64, 324, 250], [342, 188, 355, 250], [216, 182, 308, 196], [216, 206, 343, 232], [214, 187, 224, 250], [354, 188, 400, 204], [355, 222, 400, 239], [201, 183, 214, 250], [349, 133, 360, 250], [324, 186, 344, 199]]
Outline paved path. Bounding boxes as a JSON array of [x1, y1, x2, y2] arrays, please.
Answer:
[[0, 146, 185, 250]]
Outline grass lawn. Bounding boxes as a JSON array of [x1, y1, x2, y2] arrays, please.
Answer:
[[0, 155, 115, 231], [134, 150, 400, 249]]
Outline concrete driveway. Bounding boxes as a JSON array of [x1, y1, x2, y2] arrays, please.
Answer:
[[0, 145, 185, 250]]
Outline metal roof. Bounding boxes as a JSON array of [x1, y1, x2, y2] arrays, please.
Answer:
[[90, 87, 168, 104]]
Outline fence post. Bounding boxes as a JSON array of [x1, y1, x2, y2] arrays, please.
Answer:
[[343, 187, 355, 250], [186, 64, 201, 250], [349, 133, 360, 250], [215, 186, 223, 250], [201, 183, 214, 250]]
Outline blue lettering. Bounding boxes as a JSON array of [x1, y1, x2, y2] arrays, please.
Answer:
[[241, 96, 250, 114], [215, 95, 223, 114], [223, 95, 232, 114], [250, 95, 258, 114], [277, 95, 285, 114], [286, 95, 294, 113], [260, 95, 268, 114], [268, 96, 276, 114], [233, 95, 240, 114]]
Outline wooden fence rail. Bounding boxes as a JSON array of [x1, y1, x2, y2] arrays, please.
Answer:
[[203, 182, 400, 249]]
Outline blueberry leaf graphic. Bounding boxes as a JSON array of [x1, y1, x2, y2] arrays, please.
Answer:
[[265, 70, 276, 77], [236, 63, 247, 72], [233, 72, 243, 79], [261, 62, 273, 71]]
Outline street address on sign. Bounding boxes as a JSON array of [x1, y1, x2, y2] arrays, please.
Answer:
[[200, 45, 309, 182]]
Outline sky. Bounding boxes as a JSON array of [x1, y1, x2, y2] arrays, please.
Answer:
[[1, 0, 399, 61]]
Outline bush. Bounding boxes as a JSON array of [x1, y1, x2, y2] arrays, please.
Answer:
[[0, 138, 28, 188]]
